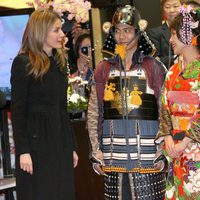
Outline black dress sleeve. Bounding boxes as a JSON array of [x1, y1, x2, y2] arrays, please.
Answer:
[[0, 90, 6, 109], [11, 54, 30, 155]]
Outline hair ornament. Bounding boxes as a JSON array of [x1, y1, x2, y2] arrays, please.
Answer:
[[179, 4, 193, 45], [192, 34, 200, 46], [192, 35, 198, 46]]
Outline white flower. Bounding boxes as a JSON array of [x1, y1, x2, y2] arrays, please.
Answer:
[[189, 80, 199, 90], [68, 76, 83, 84], [166, 186, 175, 199], [79, 80, 88, 86], [80, 96, 86, 102], [184, 169, 200, 193], [69, 93, 80, 103], [184, 181, 194, 193], [189, 80, 200, 98]]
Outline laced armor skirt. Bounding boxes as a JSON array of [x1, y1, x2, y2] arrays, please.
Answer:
[[104, 171, 166, 200]]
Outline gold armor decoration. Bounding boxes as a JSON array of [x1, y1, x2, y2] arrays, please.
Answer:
[[130, 84, 143, 106], [104, 83, 116, 101], [115, 44, 127, 61], [138, 19, 148, 31], [104, 82, 143, 115]]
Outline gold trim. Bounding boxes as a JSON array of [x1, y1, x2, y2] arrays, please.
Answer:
[[102, 166, 161, 173], [101, 49, 115, 56]]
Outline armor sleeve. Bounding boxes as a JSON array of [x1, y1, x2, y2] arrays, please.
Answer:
[[155, 104, 173, 143], [87, 79, 101, 155], [87, 61, 110, 160], [155, 82, 173, 143]]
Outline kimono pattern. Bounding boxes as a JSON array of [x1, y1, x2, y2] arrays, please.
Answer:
[[156, 58, 200, 200]]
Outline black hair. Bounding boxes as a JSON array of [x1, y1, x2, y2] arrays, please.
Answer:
[[74, 33, 90, 58], [171, 8, 200, 51]]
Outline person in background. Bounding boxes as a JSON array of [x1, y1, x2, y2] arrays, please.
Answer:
[[185, 0, 200, 7], [65, 21, 90, 75], [87, 5, 167, 200], [11, 8, 78, 200], [70, 32, 93, 97], [73, 32, 93, 82], [155, 5, 200, 199], [148, 0, 182, 69]]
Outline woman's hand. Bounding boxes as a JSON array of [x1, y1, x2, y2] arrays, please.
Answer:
[[73, 151, 79, 168], [175, 137, 192, 154], [20, 153, 33, 175], [164, 135, 179, 158]]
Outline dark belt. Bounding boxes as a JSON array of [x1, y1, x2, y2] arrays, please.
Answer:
[[104, 93, 158, 120]]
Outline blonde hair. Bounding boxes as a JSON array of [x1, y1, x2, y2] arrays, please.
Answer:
[[20, 8, 66, 79]]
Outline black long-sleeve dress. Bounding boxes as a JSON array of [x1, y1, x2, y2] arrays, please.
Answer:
[[11, 54, 76, 200], [0, 89, 6, 109]]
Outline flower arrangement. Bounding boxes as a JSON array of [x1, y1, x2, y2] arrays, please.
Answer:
[[67, 76, 88, 113], [27, 0, 91, 23]]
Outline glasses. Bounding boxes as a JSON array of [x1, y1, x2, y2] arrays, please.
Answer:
[[80, 46, 91, 56]]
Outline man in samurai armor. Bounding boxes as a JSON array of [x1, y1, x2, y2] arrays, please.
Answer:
[[87, 5, 167, 200]]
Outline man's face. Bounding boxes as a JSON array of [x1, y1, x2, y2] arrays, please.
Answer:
[[114, 23, 138, 50]]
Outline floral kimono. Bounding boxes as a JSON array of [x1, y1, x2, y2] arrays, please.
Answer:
[[156, 58, 200, 200]]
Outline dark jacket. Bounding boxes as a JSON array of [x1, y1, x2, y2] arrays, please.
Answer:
[[147, 22, 175, 69]]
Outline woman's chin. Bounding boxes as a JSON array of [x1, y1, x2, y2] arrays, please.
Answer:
[[54, 44, 63, 49]]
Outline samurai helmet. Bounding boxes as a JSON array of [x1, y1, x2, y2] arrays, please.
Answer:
[[112, 5, 141, 29], [102, 5, 156, 56]]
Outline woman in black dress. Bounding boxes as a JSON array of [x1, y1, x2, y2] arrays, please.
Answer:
[[11, 8, 78, 200]]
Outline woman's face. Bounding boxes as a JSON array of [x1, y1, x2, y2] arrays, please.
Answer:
[[78, 37, 92, 57], [170, 29, 186, 55], [43, 19, 65, 55], [114, 23, 138, 51], [163, 0, 181, 24]]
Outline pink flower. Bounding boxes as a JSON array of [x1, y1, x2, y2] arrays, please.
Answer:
[[29, 0, 91, 23]]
